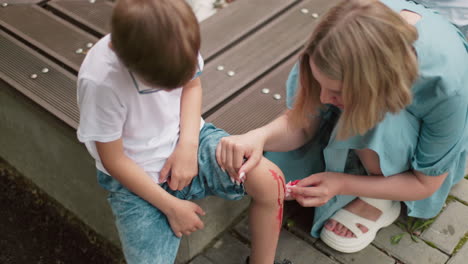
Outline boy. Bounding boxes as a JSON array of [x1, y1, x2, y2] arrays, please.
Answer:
[[77, 0, 288, 263]]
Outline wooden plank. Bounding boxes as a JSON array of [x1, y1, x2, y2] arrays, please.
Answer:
[[47, 0, 113, 36], [205, 56, 297, 135], [1, 0, 42, 4], [0, 4, 98, 71], [0, 31, 78, 128], [46, 0, 300, 61], [200, 0, 338, 115], [200, 0, 299, 61]]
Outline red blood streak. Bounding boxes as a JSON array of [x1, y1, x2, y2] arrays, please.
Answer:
[[269, 169, 285, 232]]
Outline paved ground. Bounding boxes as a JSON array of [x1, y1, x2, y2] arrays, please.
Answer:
[[1, 155, 467, 264], [190, 175, 468, 264]]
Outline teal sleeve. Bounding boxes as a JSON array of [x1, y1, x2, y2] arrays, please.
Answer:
[[286, 63, 300, 109], [411, 94, 468, 176]]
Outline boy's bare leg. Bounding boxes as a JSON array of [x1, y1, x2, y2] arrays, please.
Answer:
[[243, 158, 285, 264]]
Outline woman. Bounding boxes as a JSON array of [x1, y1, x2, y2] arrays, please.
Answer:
[[216, 0, 468, 253]]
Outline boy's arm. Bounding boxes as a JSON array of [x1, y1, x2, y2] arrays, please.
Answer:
[[160, 77, 202, 190], [179, 77, 202, 149], [96, 139, 205, 237]]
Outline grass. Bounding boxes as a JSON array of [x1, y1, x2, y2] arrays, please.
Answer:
[[392, 217, 436, 244], [453, 232, 468, 255], [391, 189, 467, 246], [446, 195, 458, 204]]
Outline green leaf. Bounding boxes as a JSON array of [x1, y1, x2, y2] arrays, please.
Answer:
[[415, 218, 435, 232], [410, 233, 419, 243], [391, 233, 405, 245], [411, 219, 425, 231], [407, 217, 415, 230]]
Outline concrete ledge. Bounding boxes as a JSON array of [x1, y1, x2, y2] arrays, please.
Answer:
[[0, 81, 118, 244], [0, 80, 251, 262]]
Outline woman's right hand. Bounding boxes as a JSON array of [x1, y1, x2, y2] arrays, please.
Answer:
[[216, 130, 266, 182]]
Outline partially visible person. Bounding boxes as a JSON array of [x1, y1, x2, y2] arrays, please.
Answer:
[[76, 0, 287, 263], [217, 0, 468, 253]]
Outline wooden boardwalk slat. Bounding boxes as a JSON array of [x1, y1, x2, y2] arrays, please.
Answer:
[[200, 0, 299, 61], [0, 31, 78, 128], [46, 0, 300, 61], [3, 0, 42, 3], [47, 0, 113, 36], [206, 56, 297, 135], [0, 4, 98, 72], [200, 0, 337, 115]]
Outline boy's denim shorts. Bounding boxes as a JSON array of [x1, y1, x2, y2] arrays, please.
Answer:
[[97, 123, 245, 264]]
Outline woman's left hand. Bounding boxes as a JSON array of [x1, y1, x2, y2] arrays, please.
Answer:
[[289, 172, 344, 207]]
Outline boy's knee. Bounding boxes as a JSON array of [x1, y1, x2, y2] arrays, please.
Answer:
[[245, 158, 285, 203]]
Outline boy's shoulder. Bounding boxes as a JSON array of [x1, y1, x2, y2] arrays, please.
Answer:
[[78, 34, 126, 86]]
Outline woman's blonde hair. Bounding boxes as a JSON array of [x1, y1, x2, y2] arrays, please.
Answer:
[[291, 0, 419, 139]]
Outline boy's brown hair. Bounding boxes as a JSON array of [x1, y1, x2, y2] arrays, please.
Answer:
[[111, 0, 200, 88]]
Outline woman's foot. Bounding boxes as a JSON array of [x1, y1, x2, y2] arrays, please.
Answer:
[[320, 198, 401, 253], [324, 198, 382, 238]]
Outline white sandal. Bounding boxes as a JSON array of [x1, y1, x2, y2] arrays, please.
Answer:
[[320, 197, 401, 253]]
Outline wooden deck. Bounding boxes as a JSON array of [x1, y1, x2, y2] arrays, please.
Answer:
[[0, 0, 338, 261], [0, 0, 339, 132]]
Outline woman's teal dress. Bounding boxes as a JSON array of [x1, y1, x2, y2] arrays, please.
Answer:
[[266, 0, 468, 237]]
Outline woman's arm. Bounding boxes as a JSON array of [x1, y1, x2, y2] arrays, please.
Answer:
[[256, 110, 318, 152], [216, 110, 320, 179], [351, 148, 448, 200], [340, 170, 447, 201], [269, 62, 326, 151], [290, 148, 448, 207], [291, 170, 448, 207]]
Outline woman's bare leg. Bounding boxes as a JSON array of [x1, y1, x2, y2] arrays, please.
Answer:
[[325, 148, 387, 238]]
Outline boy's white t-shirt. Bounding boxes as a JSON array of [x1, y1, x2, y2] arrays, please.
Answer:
[[77, 35, 204, 183]]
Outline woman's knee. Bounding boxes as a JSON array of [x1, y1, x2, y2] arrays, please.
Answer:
[[355, 148, 383, 175]]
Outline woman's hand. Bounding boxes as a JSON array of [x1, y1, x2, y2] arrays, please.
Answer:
[[216, 130, 266, 183], [289, 172, 344, 207]]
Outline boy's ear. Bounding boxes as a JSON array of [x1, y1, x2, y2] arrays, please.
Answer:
[[108, 41, 114, 51]]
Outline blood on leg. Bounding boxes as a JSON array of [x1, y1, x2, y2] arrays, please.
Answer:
[[269, 169, 285, 232]]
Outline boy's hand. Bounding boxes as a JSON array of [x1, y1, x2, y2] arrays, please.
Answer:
[[160, 143, 198, 190], [165, 199, 205, 237]]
